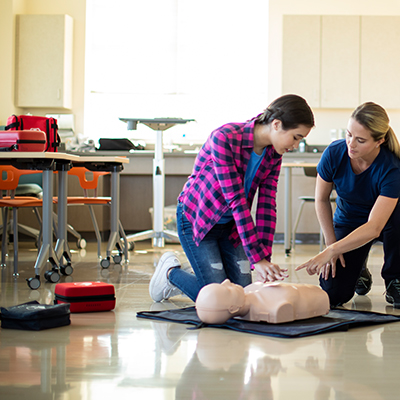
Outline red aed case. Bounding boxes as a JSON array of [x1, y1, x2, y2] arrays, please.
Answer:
[[0, 130, 47, 152], [54, 282, 116, 313]]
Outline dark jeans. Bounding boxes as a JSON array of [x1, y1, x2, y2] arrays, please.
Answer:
[[169, 202, 252, 302], [320, 201, 400, 307]]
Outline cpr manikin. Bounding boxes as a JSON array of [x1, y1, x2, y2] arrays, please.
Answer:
[[196, 279, 330, 324]]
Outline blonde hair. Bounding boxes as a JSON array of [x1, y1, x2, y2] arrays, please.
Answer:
[[351, 102, 400, 159]]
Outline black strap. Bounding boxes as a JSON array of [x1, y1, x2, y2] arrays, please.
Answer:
[[46, 118, 60, 150], [0, 144, 17, 152], [5, 115, 21, 131]]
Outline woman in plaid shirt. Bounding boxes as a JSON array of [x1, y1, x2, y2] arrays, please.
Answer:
[[150, 95, 315, 302]]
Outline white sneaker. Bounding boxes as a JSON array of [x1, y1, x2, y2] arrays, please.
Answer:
[[149, 252, 182, 302]]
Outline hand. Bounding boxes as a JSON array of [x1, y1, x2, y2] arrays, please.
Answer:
[[319, 254, 346, 280], [295, 247, 343, 277], [253, 259, 288, 283]]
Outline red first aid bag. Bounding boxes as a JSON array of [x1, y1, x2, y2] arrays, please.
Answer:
[[0, 130, 47, 152], [5, 115, 61, 152], [54, 282, 116, 313]]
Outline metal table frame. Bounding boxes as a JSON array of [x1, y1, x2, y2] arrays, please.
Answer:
[[0, 153, 79, 288], [71, 156, 129, 268], [119, 118, 194, 247]]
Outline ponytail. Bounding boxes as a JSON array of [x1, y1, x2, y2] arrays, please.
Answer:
[[384, 127, 400, 159]]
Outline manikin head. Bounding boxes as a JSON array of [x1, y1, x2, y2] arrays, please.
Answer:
[[196, 280, 246, 324]]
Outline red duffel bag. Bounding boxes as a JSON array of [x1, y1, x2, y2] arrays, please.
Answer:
[[0, 130, 47, 152], [5, 115, 60, 152]]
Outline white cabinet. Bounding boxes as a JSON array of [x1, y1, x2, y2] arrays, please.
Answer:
[[15, 14, 73, 109], [320, 16, 359, 108], [282, 15, 400, 109], [282, 15, 321, 108], [360, 16, 400, 108]]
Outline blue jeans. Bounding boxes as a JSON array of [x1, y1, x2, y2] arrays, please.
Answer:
[[320, 200, 400, 307], [169, 202, 252, 302]]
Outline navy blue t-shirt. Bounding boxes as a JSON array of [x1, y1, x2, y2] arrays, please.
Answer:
[[317, 139, 400, 227]]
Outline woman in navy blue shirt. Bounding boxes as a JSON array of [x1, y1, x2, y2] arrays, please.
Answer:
[[297, 102, 400, 308]]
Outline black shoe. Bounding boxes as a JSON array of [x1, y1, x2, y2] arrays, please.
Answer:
[[385, 279, 400, 309], [355, 267, 373, 295]]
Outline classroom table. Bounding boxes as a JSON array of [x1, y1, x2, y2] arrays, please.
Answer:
[[0, 152, 79, 289], [0, 153, 129, 288], [69, 155, 129, 269], [281, 162, 318, 256]]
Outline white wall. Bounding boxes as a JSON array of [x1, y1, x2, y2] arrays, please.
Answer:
[[268, 0, 400, 144]]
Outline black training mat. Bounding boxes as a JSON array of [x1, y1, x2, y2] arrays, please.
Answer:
[[137, 306, 400, 338]]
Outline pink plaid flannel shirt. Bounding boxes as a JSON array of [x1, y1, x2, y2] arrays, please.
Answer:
[[178, 119, 282, 264]]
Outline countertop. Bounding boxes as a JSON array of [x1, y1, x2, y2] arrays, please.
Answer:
[[69, 148, 323, 175]]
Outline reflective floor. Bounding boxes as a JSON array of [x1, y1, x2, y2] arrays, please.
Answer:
[[1, 239, 400, 399]]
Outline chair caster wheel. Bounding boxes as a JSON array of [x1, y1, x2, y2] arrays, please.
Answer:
[[77, 238, 87, 249], [128, 241, 135, 251], [60, 264, 73, 276], [100, 258, 110, 269], [26, 276, 41, 290], [113, 254, 122, 264], [44, 270, 60, 283]]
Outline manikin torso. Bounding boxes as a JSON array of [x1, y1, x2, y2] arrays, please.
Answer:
[[196, 280, 330, 324], [241, 281, 330, 323]]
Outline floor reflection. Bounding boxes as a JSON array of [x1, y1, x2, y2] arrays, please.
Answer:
[[0, 241, 399, 399]]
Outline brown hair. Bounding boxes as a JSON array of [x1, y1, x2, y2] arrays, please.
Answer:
[[256, 94, 315, 130]]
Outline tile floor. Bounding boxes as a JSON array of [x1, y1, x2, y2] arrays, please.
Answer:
[[1, 239, 400, 399]]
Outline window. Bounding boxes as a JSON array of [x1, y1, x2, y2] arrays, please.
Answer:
[[84, 0, 269, 146]]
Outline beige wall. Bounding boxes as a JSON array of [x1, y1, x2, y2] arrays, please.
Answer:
[[0, 0, 86, 134], [268, 0, 400, 145]]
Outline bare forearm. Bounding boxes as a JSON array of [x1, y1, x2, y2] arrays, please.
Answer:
[[296, 222, 379, 276], [315, 199, 336, 246], [328, 221, 380, 257], [297, 195, 397, 276]]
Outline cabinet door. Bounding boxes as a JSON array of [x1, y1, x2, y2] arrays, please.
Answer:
[[15, 15, 73, 109], [360, 16, 400, 108], [320, 16, 360, 108], [282, 15, 321, 108]]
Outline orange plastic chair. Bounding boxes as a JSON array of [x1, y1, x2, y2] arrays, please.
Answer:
[[0, 165, 44, 275], [56, 167, 127, 260]]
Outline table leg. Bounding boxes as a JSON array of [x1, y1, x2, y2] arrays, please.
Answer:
[[106, 168, 120, 257], [101, 166, 128, 267], [29, 169, 60, 288], [54, 166, 73, 275], [125, 129, 168, 248], [152, 129, 165, 247], [284, 166, 292, 255]]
